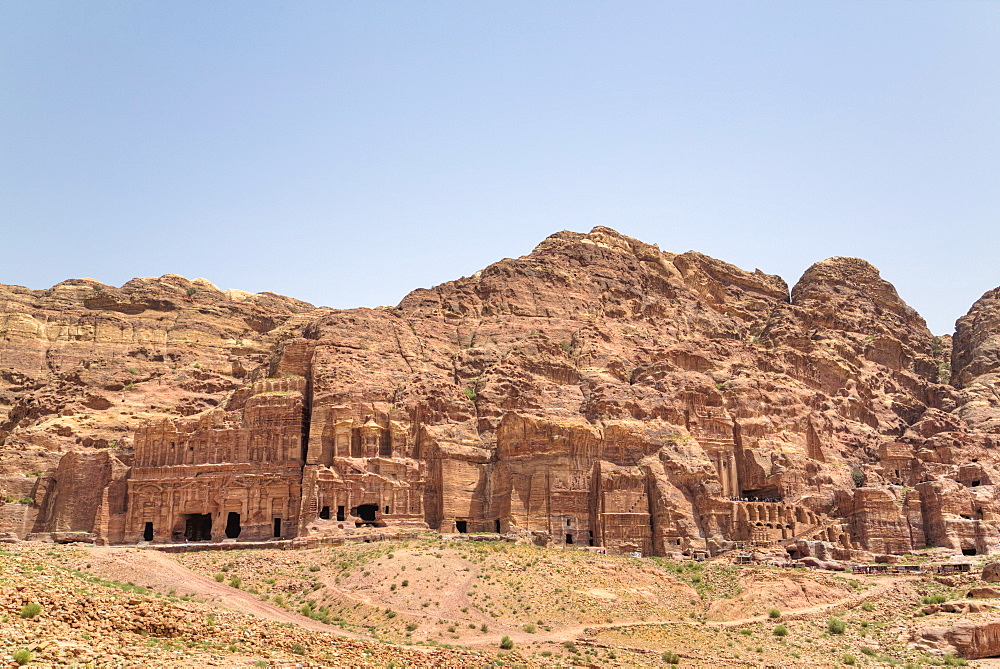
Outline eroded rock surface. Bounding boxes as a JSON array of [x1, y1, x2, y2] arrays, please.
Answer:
[[2, 227, 999, 558]]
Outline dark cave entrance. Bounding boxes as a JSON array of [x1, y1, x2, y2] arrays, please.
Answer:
[[225, 512, 241, 539], [273, 517, 282, 538], [740, 486, 782, 502], [963, 547, 978, 556], [183, 514, 212, 542], [143, 522, 154, 542], [354, 504, 383, 527], [319, 506, 331, 520], [337, 506, 345, 521], [456, 520, 468, 534]]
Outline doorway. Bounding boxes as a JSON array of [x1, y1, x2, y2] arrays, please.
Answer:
[[456, 520, 468, 534], [183, 514, 212, 541], [225, 512, 241, 539], [273, 517, 282, 538], [143, 522, 154, 542]]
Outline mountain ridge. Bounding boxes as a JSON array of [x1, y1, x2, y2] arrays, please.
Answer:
[[0, 226, 996, 563]]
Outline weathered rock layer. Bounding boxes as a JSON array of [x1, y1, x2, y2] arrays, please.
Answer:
[[2, 228, 998, 558]]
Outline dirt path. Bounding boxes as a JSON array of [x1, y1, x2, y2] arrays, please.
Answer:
[[81, 547, 362, 636]]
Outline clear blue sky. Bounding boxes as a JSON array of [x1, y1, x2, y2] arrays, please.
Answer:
[[2, 2, 998, 334]]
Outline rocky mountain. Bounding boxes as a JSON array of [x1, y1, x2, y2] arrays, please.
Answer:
[[1, 227, 996, 560]]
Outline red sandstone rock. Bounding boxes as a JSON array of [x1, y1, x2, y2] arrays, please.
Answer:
[[1, 227, 999, 560]]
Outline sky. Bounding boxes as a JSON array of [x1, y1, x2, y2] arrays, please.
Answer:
[[2, 2, 998, 335]]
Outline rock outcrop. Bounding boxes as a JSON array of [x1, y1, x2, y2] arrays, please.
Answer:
[[2, 227, 999, 558], [913, 617, 1000, 659]]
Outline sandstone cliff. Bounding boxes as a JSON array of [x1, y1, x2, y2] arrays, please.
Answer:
[[1, 228, 997, 559]]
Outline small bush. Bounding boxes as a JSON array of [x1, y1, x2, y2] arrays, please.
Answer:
[[228, 576, 242, 589], [19, 603, 41, 619], [768, 608, 781, 619], [942, 654, 969, 667], [500, 636, 514, 650], [290, 643, 305, 655], [773, 625, 788, 637], [922, 594, 947, 605], [12, 649, 31, 666], [480, 623, 489, 632], [309, 565, 321, 572], [861, 601, 875, 612], [842, 654, 856, 665], [827, 617, 846, 634], [213, 573, 225, 582], [860, 646, 876, 656], [662, 651, 680, 664], [563, 641, 577, 653], [406, 622, 418, 631], [401, 579, 409, 587], [522, 624, 536, 633]]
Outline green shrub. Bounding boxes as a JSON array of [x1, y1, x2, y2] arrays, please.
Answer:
[[309, 564, 321, 572], [773, 625, 788, 637], [522, 624, 536, 633], [827, 617, 846, 634], [563, 641, 577, 653], [860, 646, 876, 656], [406, 622, 418, 631], [861, 601, 875, 612], [768, 608, 781, 619], [228, 576, 241, 589], [922, 594, 947, 605], [213, 573, 225, 582], [480, 623, 489, 632], [942, 654, 969, 666], [842, 654, 856, 665], [662, 651, 680, 664], [12, 649, 31, 666], [19, 603, 41, 619], [290, 643, 305, 655], [500, 636, 514, 650]]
